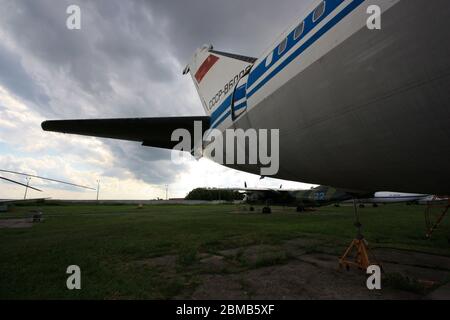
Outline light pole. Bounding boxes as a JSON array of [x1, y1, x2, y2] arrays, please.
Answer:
[[23, 177, 31, 200], [165, 184, 168, 200], [96, 179, 100, 202]]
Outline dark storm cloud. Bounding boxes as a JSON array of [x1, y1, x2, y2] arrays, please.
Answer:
[[0, 0, 311, 185], [0, 45, 49, 106], [0, 0, 177, 104], [148, 0, 308, 61]]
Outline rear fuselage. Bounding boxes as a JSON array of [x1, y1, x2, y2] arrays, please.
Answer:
[[206, 0, 450, 194]]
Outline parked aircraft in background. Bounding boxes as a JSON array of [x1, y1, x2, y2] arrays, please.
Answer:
[[353, 192, 430, 207], [234, 185, 429, 213], [0, 169, 95, 212], [239, 185, 358, 212]]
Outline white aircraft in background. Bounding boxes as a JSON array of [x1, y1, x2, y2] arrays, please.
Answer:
[[360, 192, 429, 204], [42, 0, 450, 195], [346, 191, 430, 208]]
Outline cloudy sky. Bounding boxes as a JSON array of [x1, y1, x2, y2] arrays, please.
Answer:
[[0, 0, 316, 200]]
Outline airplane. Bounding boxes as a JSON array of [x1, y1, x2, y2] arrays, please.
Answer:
[[41, 0, 450, 196], [0, 169, 96, 191], [238, 185, 361, 213], [231, 184, 428, 212], [352, 191, 430, 207], [0, 169, 95, 212], [0, 175, 45, 212]]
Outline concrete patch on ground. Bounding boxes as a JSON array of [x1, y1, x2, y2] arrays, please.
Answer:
[[242, 260, 419, 300], [198, 254, 239, 274], [134, 255, 178, 270], [283, 237, 328, 249], [282, 237, 331, 257], [219, 245, 277, 260], [425, 281, 450, 300], [218, 247, 243, 258], [191, 274, 249, 300], [191, 258, 420, 300], [298, 253, 344, 270], [187, 238, 450, 299], [373, 248, 450, 291], [218, 244, 289, 267], [382, 262, 450, 285], [130, 239, 450, 300], [374, 248, 450, 271], [0, 218, 33, 228]]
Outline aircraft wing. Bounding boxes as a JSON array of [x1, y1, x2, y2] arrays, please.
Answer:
[[0, 176, 42, 192], [0, 169, 96, 191], [42, 116, 210, 150]]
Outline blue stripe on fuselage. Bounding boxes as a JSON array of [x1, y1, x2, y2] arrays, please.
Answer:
[[211, 94, 232, 125], [210, 0, 365, 129], [247, 0, 346, 89], [247, 0, 364, 98], [234, 102, 247, 111], [212, 110, 231, 129]]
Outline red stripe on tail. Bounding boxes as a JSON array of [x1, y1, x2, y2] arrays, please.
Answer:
[[195, 54, 219, 84]]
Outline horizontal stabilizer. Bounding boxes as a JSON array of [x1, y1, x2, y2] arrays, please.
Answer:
[[42, 116, 210, 150]]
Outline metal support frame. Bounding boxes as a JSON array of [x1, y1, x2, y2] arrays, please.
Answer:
[[339, 199, 381, 271], [425, 196, 450, 238]]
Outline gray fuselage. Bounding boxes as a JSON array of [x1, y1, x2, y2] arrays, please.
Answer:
[[229, 0, 450, 195]]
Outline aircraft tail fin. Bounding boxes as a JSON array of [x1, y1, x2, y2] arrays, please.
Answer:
[[183, 45, 256, 118]]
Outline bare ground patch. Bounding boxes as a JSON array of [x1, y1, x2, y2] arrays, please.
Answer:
[[0, 218, 33, 228], [182, 238, 450, 300], [126, 237, 450, 299], [190, 259, 420, 300], [133, 255, 178, 270]]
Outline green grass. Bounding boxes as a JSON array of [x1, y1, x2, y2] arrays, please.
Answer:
[[0, 203, 449, 299]]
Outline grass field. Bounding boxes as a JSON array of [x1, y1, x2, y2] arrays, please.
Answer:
[[0, 203, 449, 299]]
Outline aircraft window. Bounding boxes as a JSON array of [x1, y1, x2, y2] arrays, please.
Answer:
[[313, 1, 325, 22], [278, 38, 287, 55], [294, 21, 305, 40]]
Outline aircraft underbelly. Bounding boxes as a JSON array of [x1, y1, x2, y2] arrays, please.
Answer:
[[235, 0, 450, 194]]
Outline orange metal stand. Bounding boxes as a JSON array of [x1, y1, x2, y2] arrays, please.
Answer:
[[425, 196, 450, 238], [339, 238, 376, 270], [339, 199, 381, 271]]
